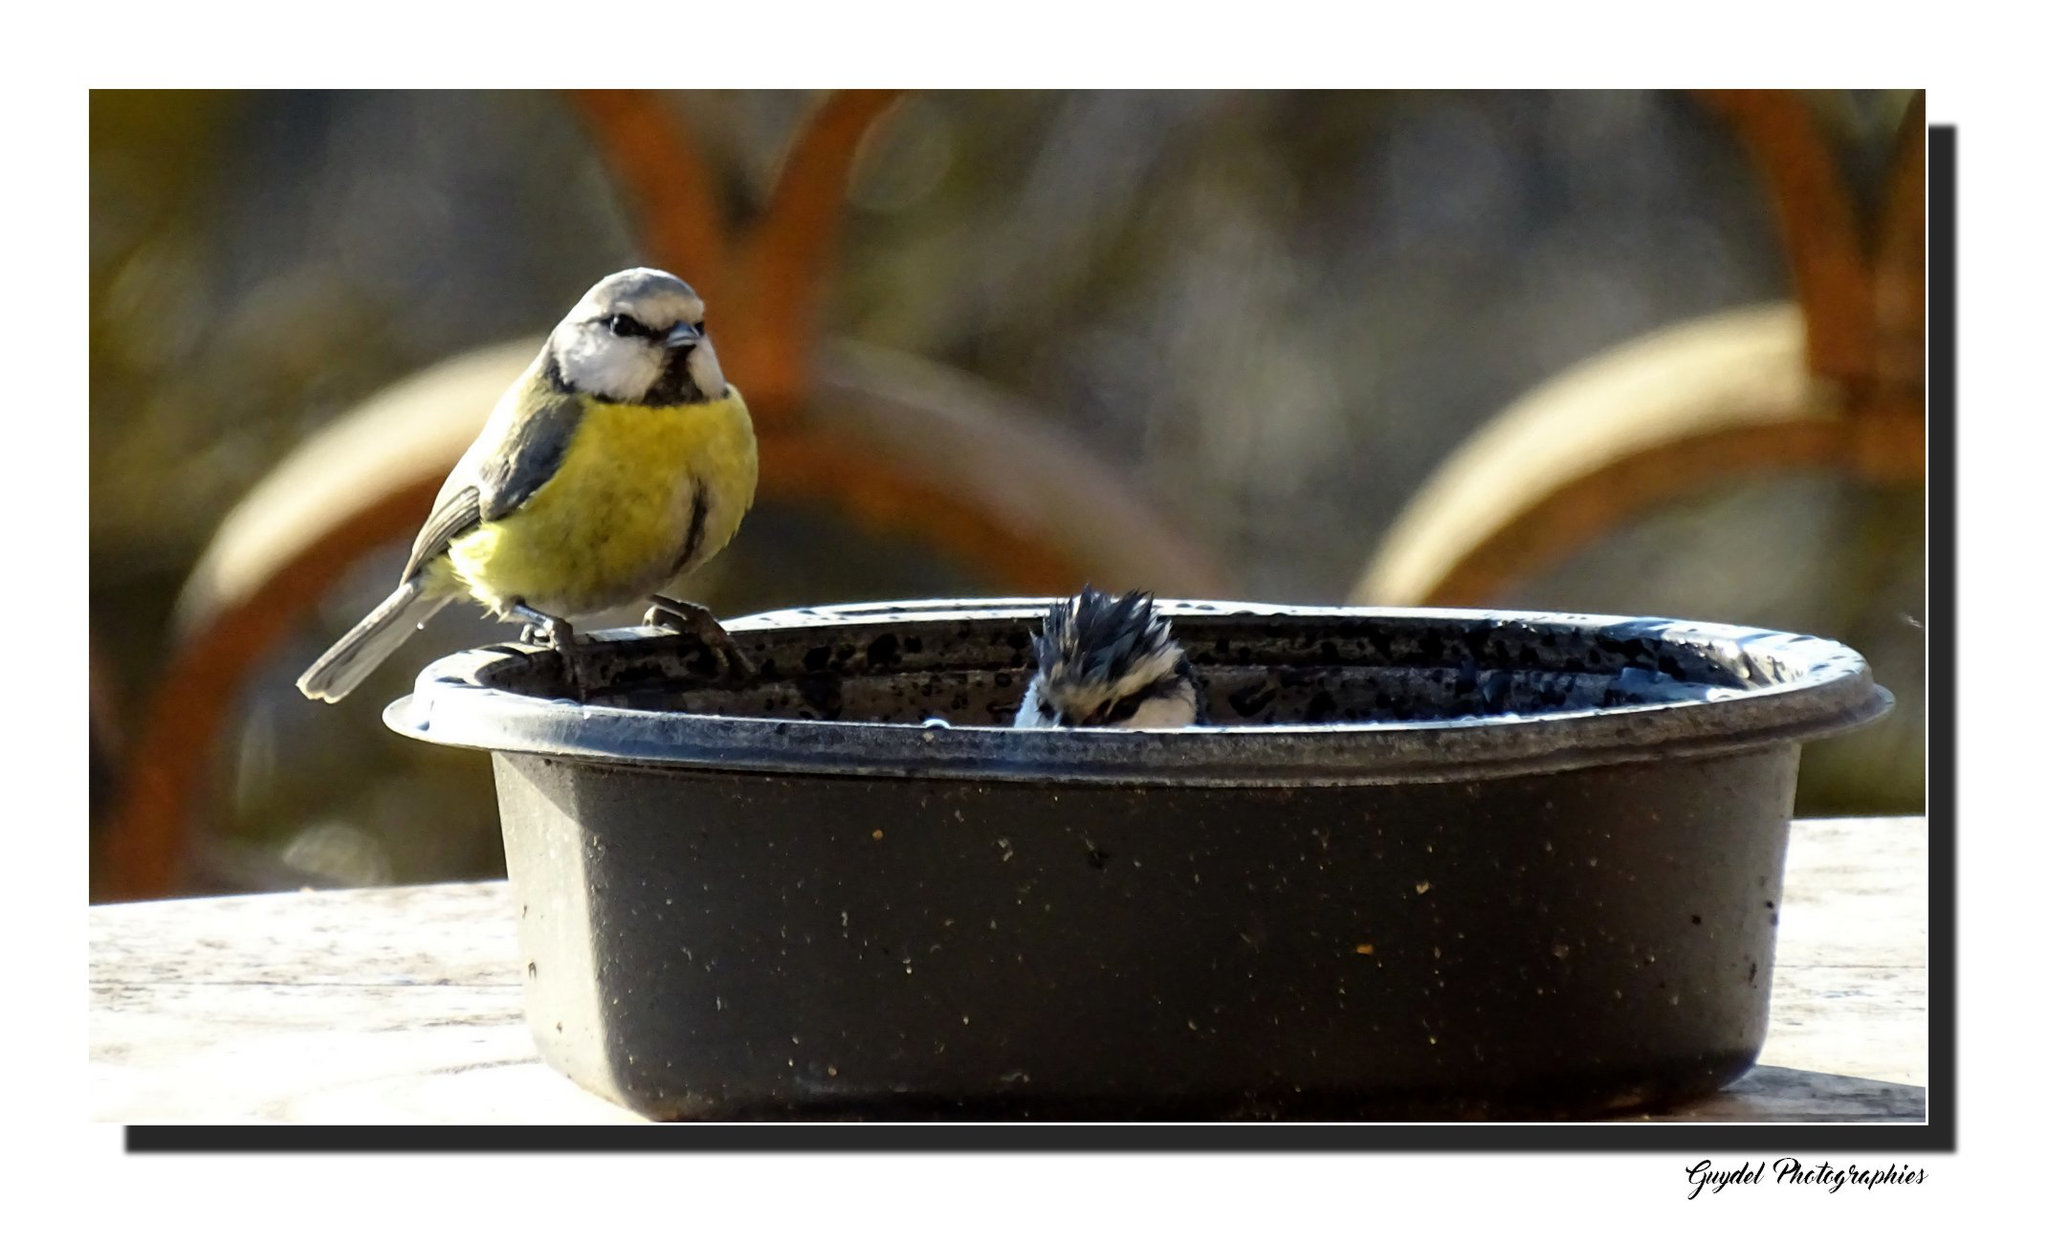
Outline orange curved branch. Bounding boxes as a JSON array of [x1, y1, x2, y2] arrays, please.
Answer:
[[1873, 91, 1926, 398], [726, 90, 905, 416], [100, 476, 449, 900], [1696, 89, 1876, 387], [567, 90, 729, 300]]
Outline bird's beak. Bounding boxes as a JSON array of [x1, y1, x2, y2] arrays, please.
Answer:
[[664, 323, 703, 350]]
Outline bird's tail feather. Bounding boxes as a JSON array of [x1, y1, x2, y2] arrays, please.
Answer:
[[296, 580, 449, 703]]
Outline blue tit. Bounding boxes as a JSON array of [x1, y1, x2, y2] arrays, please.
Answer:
[[297, 267, 758, 702], [1013, 587, 1206, 728]]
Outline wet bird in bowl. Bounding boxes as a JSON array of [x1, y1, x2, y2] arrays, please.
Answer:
[[1013, 588, 1206, 728]]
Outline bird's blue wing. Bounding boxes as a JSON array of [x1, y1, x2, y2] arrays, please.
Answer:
[[399, 385, 586, 582]]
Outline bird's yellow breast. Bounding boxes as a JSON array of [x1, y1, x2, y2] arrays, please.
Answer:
[[448, 388, 757, 617]]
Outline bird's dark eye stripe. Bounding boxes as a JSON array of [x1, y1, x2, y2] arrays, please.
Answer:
[[1098, 692, 1147, 724], [606, 314, 657, 339], [1096, 673, 1184, 725]]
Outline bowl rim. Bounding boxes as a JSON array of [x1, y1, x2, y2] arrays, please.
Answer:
[[383, 598, 1893, 787]]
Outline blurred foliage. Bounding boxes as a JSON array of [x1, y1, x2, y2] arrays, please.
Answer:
[[89, 89, 1923, 893]]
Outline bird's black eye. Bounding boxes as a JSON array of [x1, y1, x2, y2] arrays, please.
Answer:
[[691, 319, 706, 333], [607, 314, 652, 339]]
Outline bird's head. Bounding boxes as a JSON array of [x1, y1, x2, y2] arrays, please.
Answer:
[[1014, 587, 1204, 728], [545, 267, 727, 405]]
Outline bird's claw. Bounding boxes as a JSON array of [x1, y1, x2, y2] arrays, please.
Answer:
[[509, 604, 575, 650], [507, 604, 593, 700], [644, 596, 754, 684]]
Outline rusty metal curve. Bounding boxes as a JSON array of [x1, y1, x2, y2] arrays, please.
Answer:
[[1695, 89, 1877, 388], [1873, 91, 1927, 399], [1359, 91, 1927, 610], [567, 90, 729, 299], [730, 89, 905, 419]]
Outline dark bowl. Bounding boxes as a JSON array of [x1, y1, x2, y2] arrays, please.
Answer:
[[386, 599, 1891, 1121]]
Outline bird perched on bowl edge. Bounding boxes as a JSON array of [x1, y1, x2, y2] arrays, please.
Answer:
[[297, 267, 758, 702], [1013, 587, 1206, 728]]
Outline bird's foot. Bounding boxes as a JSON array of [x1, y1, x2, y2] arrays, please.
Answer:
[[644, 595, 754, 684], [506, 603, 595, 700], [509, 602, 576, 649]]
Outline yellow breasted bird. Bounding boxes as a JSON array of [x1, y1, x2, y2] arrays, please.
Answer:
[[297, 267, 758, 702]]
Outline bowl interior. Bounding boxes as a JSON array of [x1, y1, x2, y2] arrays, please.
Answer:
[[474, 601, 1797, 728]]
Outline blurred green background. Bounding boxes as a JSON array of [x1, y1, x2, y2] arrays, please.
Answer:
[[89, 89, 1924, 897]]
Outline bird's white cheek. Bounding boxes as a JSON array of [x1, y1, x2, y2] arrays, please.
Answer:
[[690, 338, 728, 396], [1123, 688, 1199, 729], [559, 333, 661, 400], [1012, 677, 1052, 728]]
